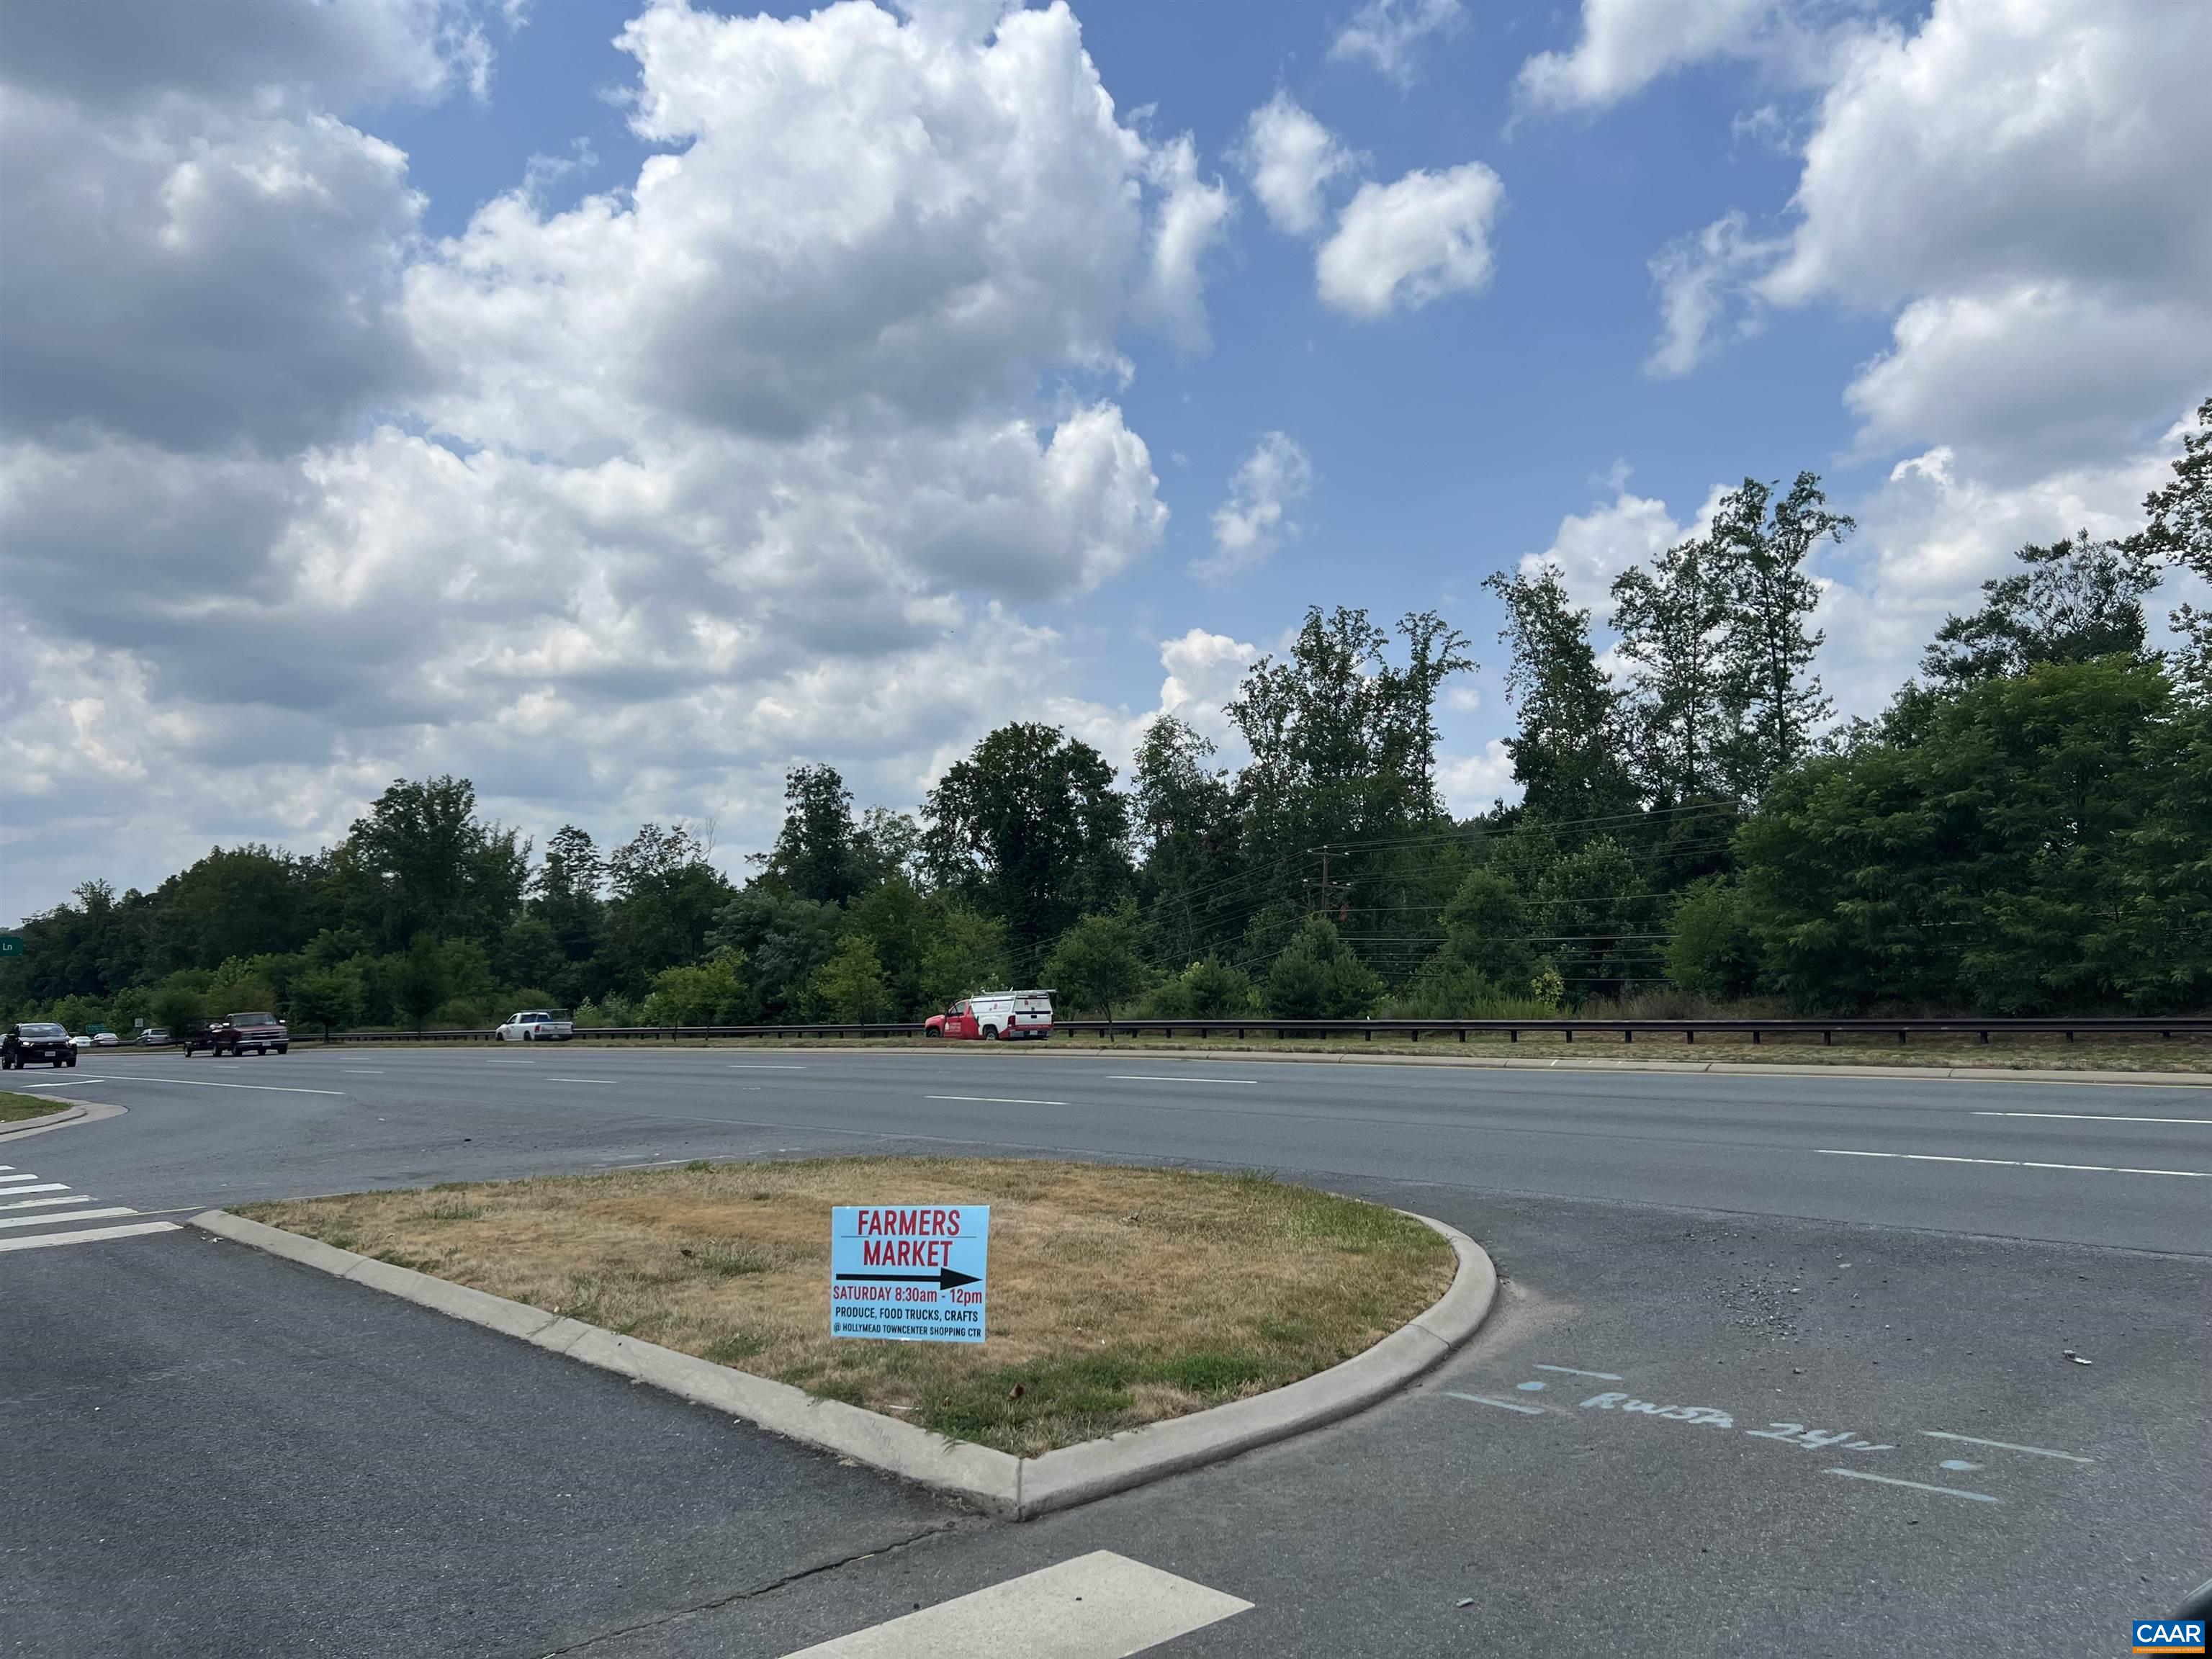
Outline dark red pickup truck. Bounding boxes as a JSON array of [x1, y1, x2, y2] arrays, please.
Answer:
[[186, 1012, 289, 1057]]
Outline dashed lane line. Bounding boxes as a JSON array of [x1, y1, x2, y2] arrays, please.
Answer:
[[924, 1094, 1071, 1107], [1819, 1148, 2212, 1177], [1970, 1110, 2212, 1125]]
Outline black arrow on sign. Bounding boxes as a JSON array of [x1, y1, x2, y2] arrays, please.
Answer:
[[835, 1267, 981, 1290]]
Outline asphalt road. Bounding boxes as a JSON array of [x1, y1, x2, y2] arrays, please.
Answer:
[[4, 1046, 2207, 1656]]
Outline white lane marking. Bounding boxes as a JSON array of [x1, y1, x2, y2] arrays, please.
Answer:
[[779, 1550, 1251, 1658], [925, 1094, 1070, 1107], [0, 1206, 137, 1231], [0, 1182, 68, 1195], [728, 1065, 806, 1070], [1823, 1468, 2000, 1503], [10, 1076, 102, 1088], [342, 1069, 387, 1074], [1535, 1364, 1624, 1380], [1444, 1390, 1548, 1416], [1971, 1110, 2212, 1125], [68, 1074, 345, 1097], [1921, 1430, 2092, 1464], [1819, 1148, 2212, 1177], [0, 1193, 89, 1211], [0, 1172, 46, 1182], [0, 1220, 180, 1254], [547, 1077, 626, 1085], [1106, 1075, 1260, 1085]]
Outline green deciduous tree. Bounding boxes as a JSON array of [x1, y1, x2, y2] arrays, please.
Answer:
[[1708, 474, 1852, 798], [915, 902, 1008, 1012], [333, 777, 529, 951], [1922, 534, 2161, 688], [1611, 533, 1731, 806], [812, 935, 892, 1023], [289, 964, 364, 1039], [389, 933, 449, 1032], [760, 765, 870, 905], [1043, 907, 1150, 1021], [1663, 878, 1759, 1001], [922, 724, 1131, 973], [640, 954, 755, 1026], [1263, 919, 1382, 1019], [1483, 568, 1635, 828]]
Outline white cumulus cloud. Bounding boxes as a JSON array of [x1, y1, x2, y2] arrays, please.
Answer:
[[1315, 162, 1505, 320], [1134, 132, 1236, 353], [1515, 0, 1777, 114], [1235, 91, 1357, 239], [1329, 0, 1463, 88], [1201, 432, 1315, 580]]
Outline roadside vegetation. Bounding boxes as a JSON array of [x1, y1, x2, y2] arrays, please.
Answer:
[[0, 1090, 72, 1123], [6, 400, 2208, 1038], [242, 1157, 1455, 1457]]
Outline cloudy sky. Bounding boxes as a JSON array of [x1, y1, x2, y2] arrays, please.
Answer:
[[3, 0, 2208, 921]]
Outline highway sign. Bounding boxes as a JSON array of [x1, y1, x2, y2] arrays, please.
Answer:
[[0, 935, 23, 957], [830, 1204, 989, 1344]]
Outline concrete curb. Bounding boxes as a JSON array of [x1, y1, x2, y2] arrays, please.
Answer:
[[188, 1206, 1495, 1520], [0, 1102, 88, 1140]]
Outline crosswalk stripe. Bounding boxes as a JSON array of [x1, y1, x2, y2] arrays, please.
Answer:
[[0, 1194, 89, 1211], [0, 1182, 68, 1195], [778, 1551, 1253, 1658], [0, 1206, 137, 1231], [0, 1220, 180, 1254]]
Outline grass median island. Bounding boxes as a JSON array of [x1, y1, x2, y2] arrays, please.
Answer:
[[0, 1089, 73, 1123], [241, 1157, 1455, 1456]]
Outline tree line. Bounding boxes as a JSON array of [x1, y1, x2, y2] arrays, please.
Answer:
[[4, 398, 2206, 1033]]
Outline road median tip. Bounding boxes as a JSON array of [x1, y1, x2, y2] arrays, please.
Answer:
[[188, 1202, 1494, 1519]]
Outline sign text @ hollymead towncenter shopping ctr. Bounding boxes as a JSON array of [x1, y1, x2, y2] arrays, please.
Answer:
[[830, 1205, 990, 1343]]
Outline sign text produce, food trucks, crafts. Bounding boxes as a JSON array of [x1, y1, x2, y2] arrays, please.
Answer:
[[830, 1205, 990, 1344]]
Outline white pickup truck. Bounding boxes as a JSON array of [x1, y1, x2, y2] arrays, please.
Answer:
[[496, 1010, 575, 1042]]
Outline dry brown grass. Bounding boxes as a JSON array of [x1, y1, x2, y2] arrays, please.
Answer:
[[243, 1157, 1454, 1456]]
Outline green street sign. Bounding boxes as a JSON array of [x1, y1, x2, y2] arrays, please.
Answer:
[[0, 935, 24, 957]]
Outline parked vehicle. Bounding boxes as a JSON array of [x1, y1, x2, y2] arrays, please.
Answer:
[[188, 1012, 289, 1057], [4, 1022, 76, 1069], [138, 1028, 171, 1046], [496, 1010, 574, 1042], [924, 989, 1054, 1041], [68, 1033, 96, 1050], [86, 1025, 120, 1047]]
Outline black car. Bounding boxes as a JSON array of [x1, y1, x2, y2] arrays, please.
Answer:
[[3, 1022, 76, 1069], [186, 1012, 289, 1057]]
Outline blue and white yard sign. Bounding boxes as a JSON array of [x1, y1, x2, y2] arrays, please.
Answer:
[[830, 1204, 990, 1344]]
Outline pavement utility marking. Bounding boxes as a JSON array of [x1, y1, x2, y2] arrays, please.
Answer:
[[780, 1550, 1251, 1658], [0, 1164, 178, 1254], [1819, 1148, 2212, 1177], [1441, 1362, 2105, 1511]]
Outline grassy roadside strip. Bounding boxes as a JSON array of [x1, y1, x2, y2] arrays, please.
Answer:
[[308, 1031, 2212, 1074], [0, 1089, 73, 1123], [243, 1157, 1455, 1457]]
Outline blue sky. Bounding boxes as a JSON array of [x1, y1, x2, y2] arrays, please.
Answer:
[[3, 0, 2207, 919]]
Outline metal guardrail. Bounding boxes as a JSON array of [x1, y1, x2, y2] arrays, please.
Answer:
[[315, 1015, 2212, 1047]]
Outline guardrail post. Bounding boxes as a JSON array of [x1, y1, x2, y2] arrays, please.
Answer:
[[1686, 1029, 1695, 1045], [1564, 1028, 1572, 1043], [1458, 1028, 1467, 1043], [1752, 1030, 1761, 1046], [1507, 1029, 1516, 1043], [1624, 1029, 1632, 1044], [1822, 1030, 1832, 1046]]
